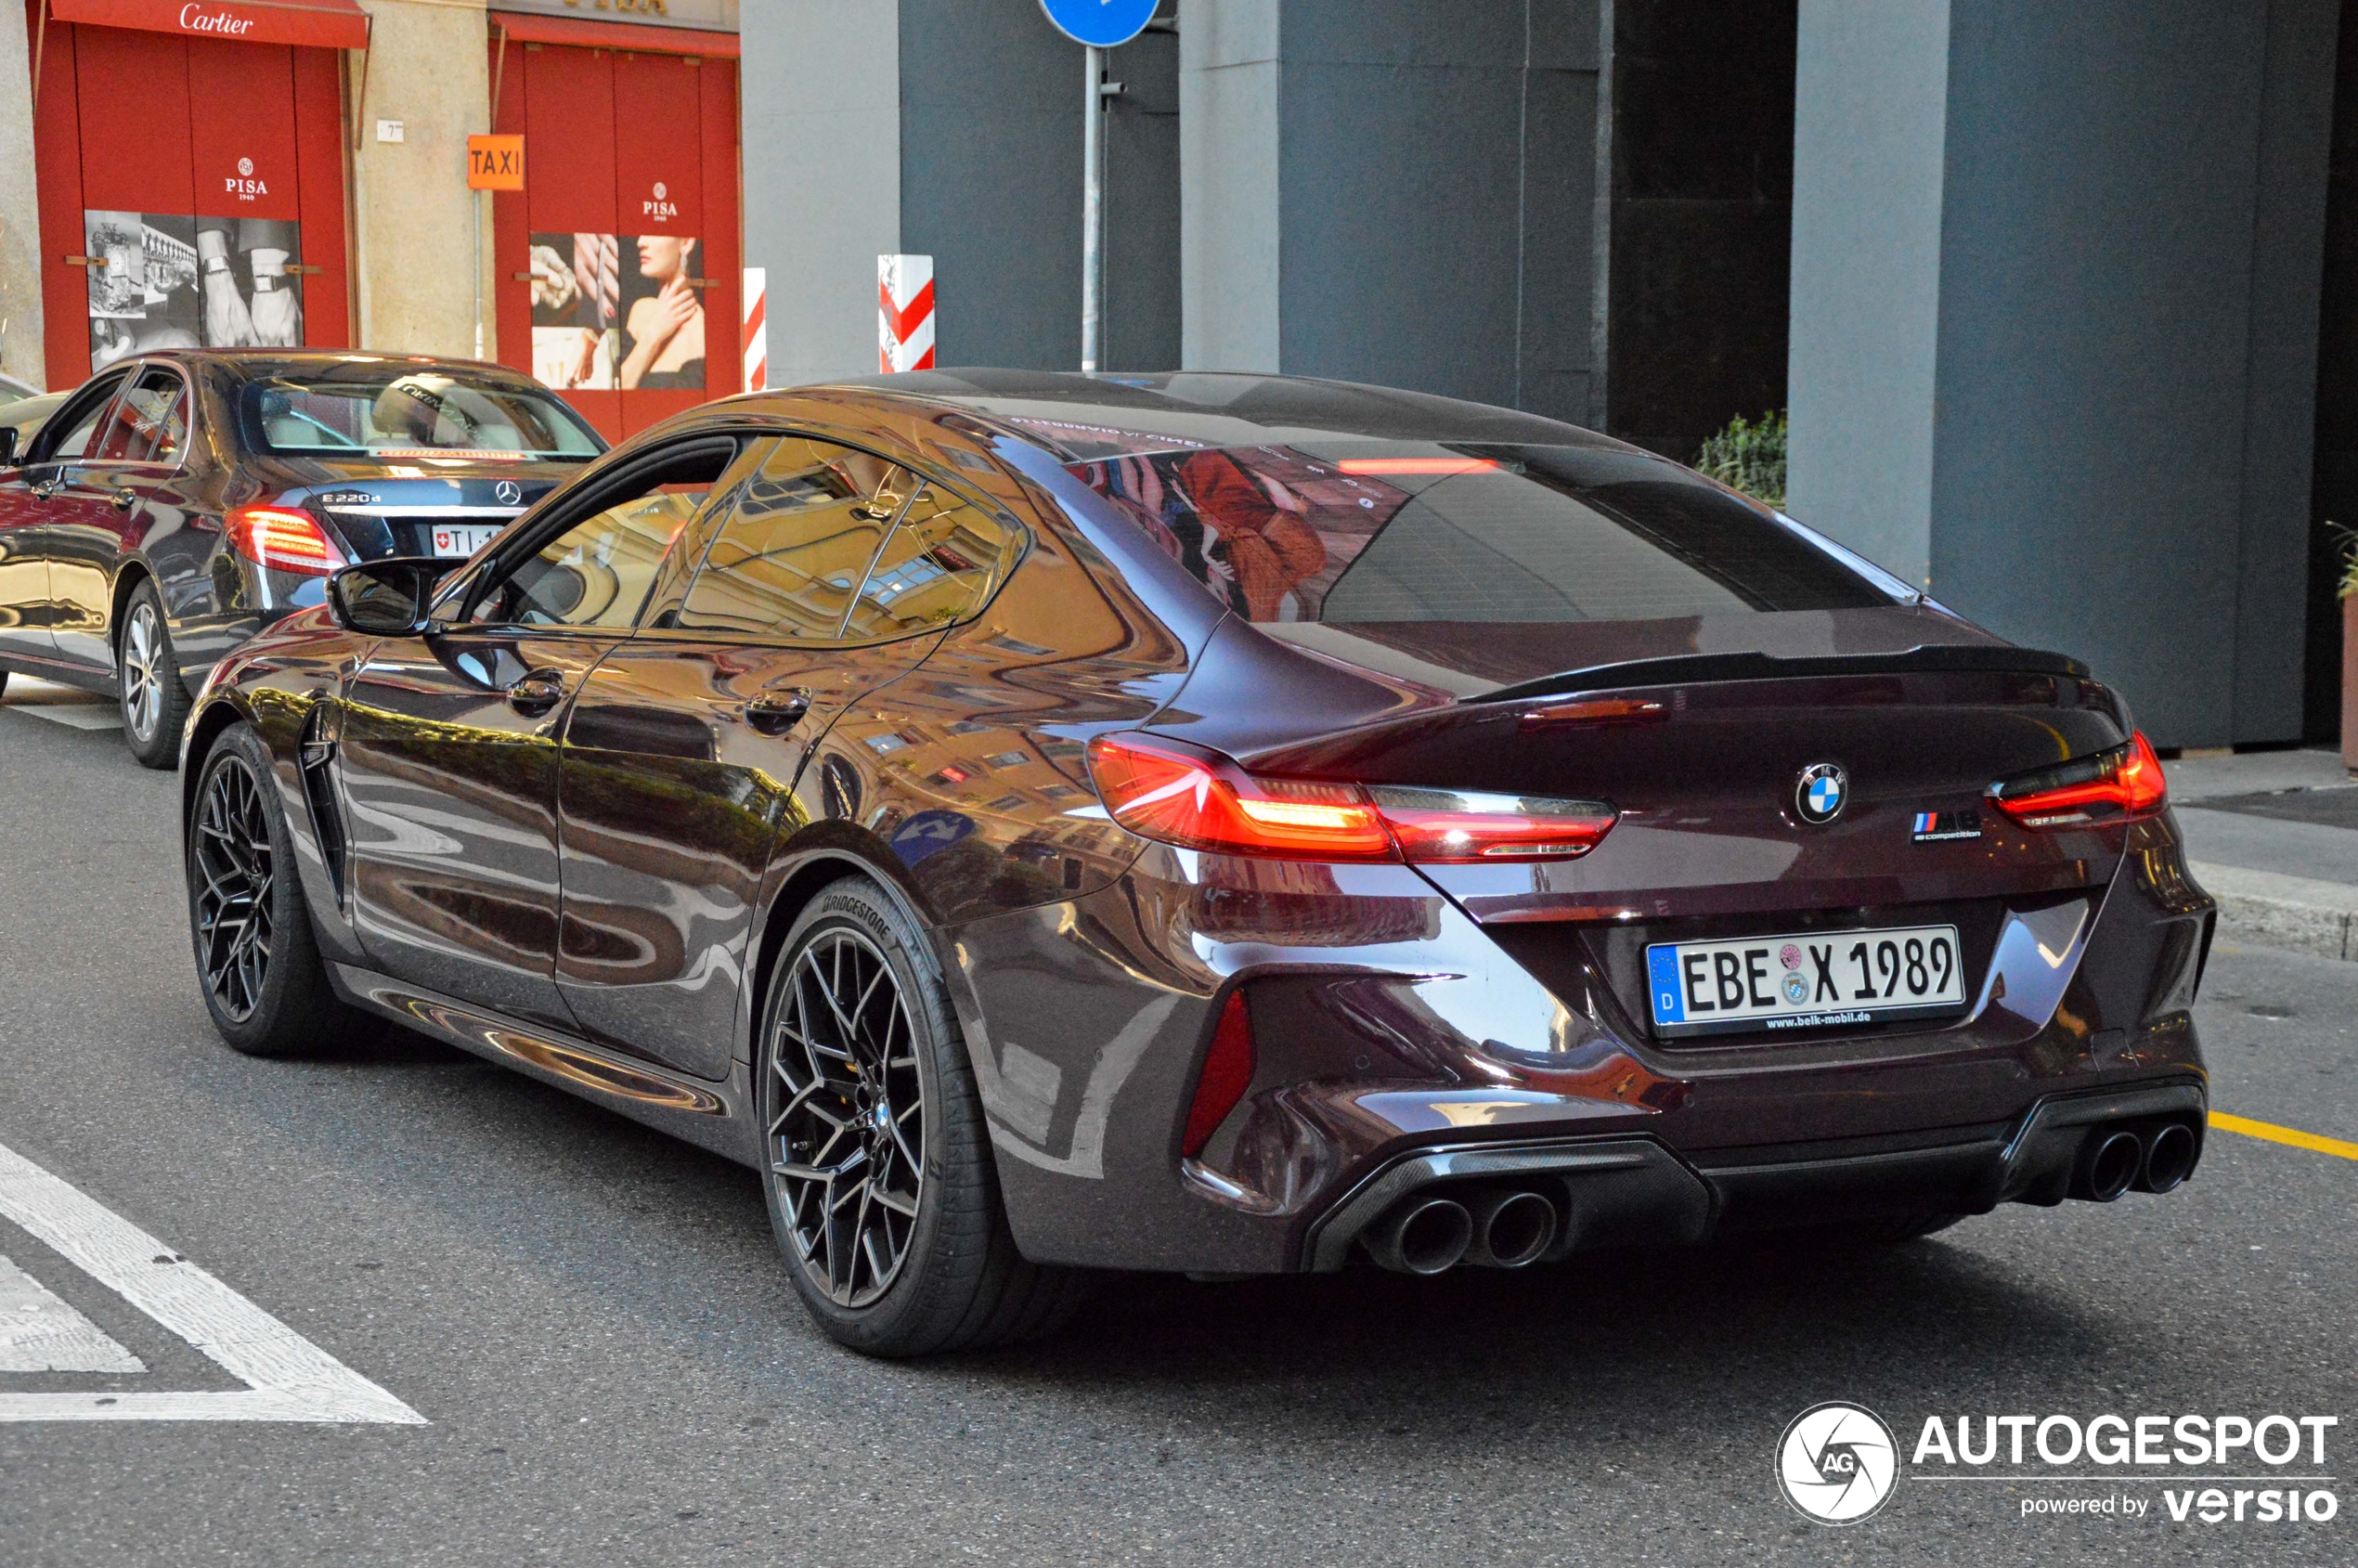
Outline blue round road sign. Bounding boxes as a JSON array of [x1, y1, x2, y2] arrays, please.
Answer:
[[1038, 0, 1158, 49]]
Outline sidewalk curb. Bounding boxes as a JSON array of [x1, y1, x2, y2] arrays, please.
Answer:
[[2191, 861, 2358, 962]]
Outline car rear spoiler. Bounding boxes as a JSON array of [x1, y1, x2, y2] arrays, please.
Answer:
[[1468, 644, 2092, 705]]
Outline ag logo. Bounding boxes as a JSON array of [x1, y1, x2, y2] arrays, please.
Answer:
[[494, 480, 523, 505], [1794, 761, 1847, 825], [1777, 1402, 1898, 1524], [237, 157, 253, 176]]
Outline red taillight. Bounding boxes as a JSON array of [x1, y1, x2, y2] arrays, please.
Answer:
[[224, 504, 343, 577], [1988, 732, 2169, 829], [1085, 732, 1395, 861], [1084, 732, 1618, 863], [1333, 456, 1502, 476], [1183, 989, 1258, 1158]]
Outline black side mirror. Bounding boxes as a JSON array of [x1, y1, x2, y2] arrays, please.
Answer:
[[328, 557, 456, 636]]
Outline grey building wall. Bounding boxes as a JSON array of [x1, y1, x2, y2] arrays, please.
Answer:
[[1180, 0, 1600, 421], [1789, 0, 2338, 748]]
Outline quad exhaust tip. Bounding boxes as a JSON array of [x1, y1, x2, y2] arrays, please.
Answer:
[[1363, 1196, 1474, 1275], [2074, 1129, 2144, 1203], [1463, 1187, 1558, 1269], [1364, 1186, 1561, 1274], [2070, 1119, 2201, 1203], [2137, 1121, 2197, 1194]]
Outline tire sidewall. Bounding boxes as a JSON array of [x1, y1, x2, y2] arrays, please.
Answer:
[[757, 878, 974, 1353], [119, 579, 187, 767], [187, 723, 311, 1053]]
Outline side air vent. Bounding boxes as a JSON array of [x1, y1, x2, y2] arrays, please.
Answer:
[[297, 705, 348, 904]]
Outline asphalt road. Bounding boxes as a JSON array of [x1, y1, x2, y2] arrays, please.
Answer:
[[1, 686, 2353, 1566]]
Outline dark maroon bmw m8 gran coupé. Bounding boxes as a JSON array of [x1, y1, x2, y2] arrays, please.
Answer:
[[178, 370, 2214, 1354]]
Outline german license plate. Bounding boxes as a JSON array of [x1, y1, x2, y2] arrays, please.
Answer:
[[1646, 924, 1966, 1040], [430, 524, 501, 558]]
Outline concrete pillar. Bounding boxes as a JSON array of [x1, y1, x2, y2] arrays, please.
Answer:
[[1178, 0, 1279, 372], [1788, 0, 2339, 747], [741, 1, 901, 385], [1786, 0, 1949, 589], [0, 2, 45, 387], [352, 0, 494, 359]]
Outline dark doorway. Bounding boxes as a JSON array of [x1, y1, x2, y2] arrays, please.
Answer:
[[2307, 0, 2358, 743]]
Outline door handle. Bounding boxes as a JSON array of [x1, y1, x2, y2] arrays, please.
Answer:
[[507, 669, 566, 717], [744, 692, 811, 735]]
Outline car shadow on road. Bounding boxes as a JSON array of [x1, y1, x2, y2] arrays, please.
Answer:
[[948, 1231, 2111, 1430]]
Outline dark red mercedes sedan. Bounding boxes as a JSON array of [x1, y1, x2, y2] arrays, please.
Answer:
[[178, 370, 2214, 1355]]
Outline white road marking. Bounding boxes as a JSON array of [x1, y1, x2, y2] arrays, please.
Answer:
[[2, 675, 116, 729], [0, 1139, 423, 1423], [0, 1253, 144, 1373], [6, 705, 119, 731]]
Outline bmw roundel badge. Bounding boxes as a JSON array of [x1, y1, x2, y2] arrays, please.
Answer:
[[1795, 762, 1847, 825]]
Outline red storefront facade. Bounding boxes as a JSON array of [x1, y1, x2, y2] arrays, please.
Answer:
[[487, 10, 740, 443], [26, 0, 361, 392], [20, 1, 741, 438]]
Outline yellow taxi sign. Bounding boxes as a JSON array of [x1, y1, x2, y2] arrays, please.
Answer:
[[467, 135, 525, 191]]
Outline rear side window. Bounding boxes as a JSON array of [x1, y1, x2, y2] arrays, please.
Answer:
[[840, 486, 1016, 641], [671, 437, 917, 640], [1068, 444, 1891, 624]]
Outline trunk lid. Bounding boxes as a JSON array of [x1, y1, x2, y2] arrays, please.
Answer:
[[275, 460, 585, 562], [1146, 610, 2139, 1048]]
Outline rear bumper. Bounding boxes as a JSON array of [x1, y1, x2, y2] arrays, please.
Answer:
[[942, 815, 2215, 1276], [1302, 1080, 2205, 1271]]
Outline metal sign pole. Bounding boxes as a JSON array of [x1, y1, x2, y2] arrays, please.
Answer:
[[1082, 43, 1104, 374], [1039, 0, 1152, 372]]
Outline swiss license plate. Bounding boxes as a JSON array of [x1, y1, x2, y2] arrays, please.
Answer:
[[430, 524, 501, 558], [1646, 924, 1966, 1040]]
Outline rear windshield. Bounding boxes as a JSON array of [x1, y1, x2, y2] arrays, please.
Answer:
[[1068, 443, 1891, 623], [241, 371, 603, 460]]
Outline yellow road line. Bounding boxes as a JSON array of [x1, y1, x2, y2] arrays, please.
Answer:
[[2209, 1111, 2358, 1161]]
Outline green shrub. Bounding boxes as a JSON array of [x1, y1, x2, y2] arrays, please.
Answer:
[[1696, 409, 1787, 511]]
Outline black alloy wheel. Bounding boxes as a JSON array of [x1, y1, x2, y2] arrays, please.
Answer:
[[192, 748, 279, 1024], [771, 921, 928, 1307], [186, 723, 346, 1056], [119, 579, 192, 769], [758, 877, 1087, 1354]]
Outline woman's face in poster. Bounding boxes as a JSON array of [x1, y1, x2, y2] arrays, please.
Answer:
[[636, 235, 693, 282]]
